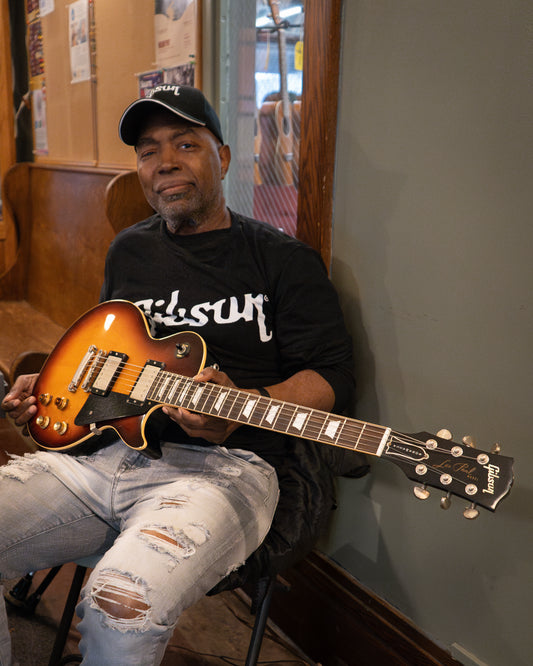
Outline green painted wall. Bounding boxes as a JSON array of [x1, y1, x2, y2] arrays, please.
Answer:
[[324, 2, 532, 665]]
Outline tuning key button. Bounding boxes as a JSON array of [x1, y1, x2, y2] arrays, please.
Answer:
[[462, 435, 476, 448], [413, 485, 430, 500], [437, 429, 453, 440], [491, 443, 501, 455], [440, 493, 452, 510], [463, 503, 480, 520], [440, 473, 452, 486]]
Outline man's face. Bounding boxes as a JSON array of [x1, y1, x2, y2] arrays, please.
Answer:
[[135, 109, 230, 234]]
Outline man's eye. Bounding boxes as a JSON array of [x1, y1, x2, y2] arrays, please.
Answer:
[[140, 149, 155, 159]]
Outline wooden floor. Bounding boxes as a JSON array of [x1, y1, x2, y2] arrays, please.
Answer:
[[0, 418, 310, 665]]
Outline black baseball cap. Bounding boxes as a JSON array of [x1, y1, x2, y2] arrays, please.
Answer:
[[119, 84, 224, 146]]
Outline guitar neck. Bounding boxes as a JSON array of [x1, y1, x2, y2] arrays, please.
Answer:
[[147, 371, 390, 458]]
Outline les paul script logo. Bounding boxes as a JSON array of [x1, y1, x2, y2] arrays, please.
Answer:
[[433, 460, 500, 495]]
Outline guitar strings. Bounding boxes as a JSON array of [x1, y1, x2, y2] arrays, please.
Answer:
[[77, 357, 478, 459]]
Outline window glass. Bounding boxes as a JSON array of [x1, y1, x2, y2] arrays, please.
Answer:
[[221, 1, 304, 237]]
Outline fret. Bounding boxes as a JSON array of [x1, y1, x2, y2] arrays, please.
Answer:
[[156, 373, 171, 402], [262, 402, 281, 427], [226, 392, 248, 422], [269, 403, 294, 433], [287, 408, 311, 436], [197, 383, 218, 414], [212, 387, 230, 414], [178, 378, 192, 407], [315, 414, 344, 444], [189, 384, 206, 409], [241, 396, 259, 421], [215, 389, 239, 419], [181, 380, 200, 411], [159, 373, 173, 402], [167, 376, 184, 405], [249, 396, 271, 426]]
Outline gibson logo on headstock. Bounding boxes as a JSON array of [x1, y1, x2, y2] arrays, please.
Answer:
[[483, 463, 500, 495]]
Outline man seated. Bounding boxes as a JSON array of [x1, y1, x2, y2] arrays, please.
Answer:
[[0, 85, 355, 665]]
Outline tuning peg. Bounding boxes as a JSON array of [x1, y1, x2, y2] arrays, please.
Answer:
[[463, 503, 479, 520], [462, 435, 476, 448], [440, 492, 452, 510], [436, 428, 453, 440], [413, 485, 430, 500], [491, 443, 501, 455]]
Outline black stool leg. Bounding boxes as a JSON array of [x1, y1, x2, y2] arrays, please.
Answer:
[[5, 566, 62, 614], [245, 575, 275, 666], [48, 565, 87, 666]]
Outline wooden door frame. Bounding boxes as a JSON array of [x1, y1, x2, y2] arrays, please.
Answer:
[[0, 0, 16, 182], [296, 0, 343, 267]]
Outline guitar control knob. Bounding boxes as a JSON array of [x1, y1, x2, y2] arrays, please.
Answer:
[[413, 485, 430, 500], [36, 415, 50, 429], [39, 393, 52, 406], [54, 396, 69, 410], [463, 503, 480, 520], [53, 421, 68, 436]]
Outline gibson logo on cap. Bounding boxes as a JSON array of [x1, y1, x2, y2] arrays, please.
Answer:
[[147, 85, 181, 97]]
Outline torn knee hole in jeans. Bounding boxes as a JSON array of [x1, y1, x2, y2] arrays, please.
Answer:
[[157, 496, 188, 509], [139, 523, 210, 560], [90, 571, 151, 632], [0, 453, 49, 482]]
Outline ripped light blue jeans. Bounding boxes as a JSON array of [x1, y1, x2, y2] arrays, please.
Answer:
[[0, 440, 279, 665]]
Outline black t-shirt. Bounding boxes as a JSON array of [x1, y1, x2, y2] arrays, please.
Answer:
[[100, 210, 355, 459]]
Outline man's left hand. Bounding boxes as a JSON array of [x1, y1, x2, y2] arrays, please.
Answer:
[[162, 367, 241, 444]]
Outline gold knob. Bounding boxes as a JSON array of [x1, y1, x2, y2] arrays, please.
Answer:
[[36, 415, 50, 429], [39, 393, 52, 405], [54, 396, 69, 410], [53, 421, 68, 436]]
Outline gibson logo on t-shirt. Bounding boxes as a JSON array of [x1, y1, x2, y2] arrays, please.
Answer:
[[135, 289, 272, 343]]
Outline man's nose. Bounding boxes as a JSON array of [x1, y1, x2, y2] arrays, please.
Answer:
[[158, 143, 181, 171]]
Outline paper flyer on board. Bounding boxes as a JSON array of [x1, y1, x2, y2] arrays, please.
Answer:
[[68, 0, 91, 83], [154, 0, 197, 68]]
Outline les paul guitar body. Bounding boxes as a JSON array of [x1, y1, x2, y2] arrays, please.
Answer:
[[29, 300, 207, 453], [28, 300, 514, 516]]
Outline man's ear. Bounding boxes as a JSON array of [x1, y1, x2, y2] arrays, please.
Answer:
[[219, 144, 231, 179]]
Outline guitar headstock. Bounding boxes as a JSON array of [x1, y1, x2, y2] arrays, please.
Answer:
[[383, 429, 514, 518]]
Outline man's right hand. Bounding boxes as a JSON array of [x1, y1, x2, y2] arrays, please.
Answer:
[[1, 373, 39, 426]]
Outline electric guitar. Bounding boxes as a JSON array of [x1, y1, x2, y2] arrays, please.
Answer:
[[28, 300, 514, 517]]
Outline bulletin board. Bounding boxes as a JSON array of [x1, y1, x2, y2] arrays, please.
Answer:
[[26, 0, 202, 169]]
